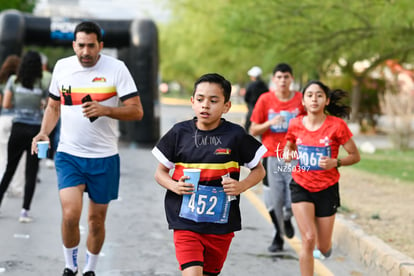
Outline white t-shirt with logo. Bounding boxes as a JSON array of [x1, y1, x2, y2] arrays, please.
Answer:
[[49, 54, 138, 158]]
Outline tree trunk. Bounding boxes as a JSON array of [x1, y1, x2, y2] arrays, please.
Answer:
[[350, 77, 363, 122]]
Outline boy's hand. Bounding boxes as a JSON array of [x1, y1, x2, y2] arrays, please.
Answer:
[[173, 175, 196, 195], [221, 177, 241, 196]]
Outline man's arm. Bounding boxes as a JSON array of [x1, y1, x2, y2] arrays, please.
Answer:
[[82, 95, 144, 121]]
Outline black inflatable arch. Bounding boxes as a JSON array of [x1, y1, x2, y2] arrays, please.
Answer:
[[0, 9, 160, 145]]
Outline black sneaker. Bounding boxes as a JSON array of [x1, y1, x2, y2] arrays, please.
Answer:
[[83, 272, 95, 276], [284, 219, 295, 239], [62, 268, 78, 276], [268, 233, 284, 252], [268, 241, 283, 252]]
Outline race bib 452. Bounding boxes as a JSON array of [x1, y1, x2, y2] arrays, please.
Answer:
[[179, 185, 231, 224]]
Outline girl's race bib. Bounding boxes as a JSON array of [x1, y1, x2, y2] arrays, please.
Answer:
[[297, 145, 331, 171]]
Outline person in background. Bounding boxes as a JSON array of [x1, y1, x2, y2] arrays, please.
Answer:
[[244, 66, 268, 132], [284, 80, 360, 276], [0, 50, 46, 222], [31, 21, 143, 276], [0, 54, 26, 198], [40, 53, 52, 91], [0, 55, 21, 112], [152, 73, 266, 276], [250, 63, 306, 252]]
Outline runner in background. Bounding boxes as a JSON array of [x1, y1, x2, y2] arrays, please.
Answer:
[[244, 66, 268, 132], [250, 63, 306, 252]]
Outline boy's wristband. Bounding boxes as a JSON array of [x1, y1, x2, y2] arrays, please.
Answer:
[[337, 158, 341, 168]]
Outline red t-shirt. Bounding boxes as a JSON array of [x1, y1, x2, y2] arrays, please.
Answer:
[[250, 91, 305, 158], [285, 115, 353, 192]]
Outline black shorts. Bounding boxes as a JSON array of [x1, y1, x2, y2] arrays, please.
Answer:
[[290, 180, 340, 217]]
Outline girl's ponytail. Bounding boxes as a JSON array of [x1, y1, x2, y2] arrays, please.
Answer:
[[326, 89, 351, 119]]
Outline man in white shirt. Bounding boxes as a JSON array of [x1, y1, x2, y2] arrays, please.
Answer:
[[32, 21, 143, 276]]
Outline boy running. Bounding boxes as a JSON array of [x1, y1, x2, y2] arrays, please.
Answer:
[[152, 73, 266, 275]]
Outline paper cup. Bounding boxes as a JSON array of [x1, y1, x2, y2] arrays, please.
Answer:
[[183, 168, 201, 191], [37, 141, 49, 159]]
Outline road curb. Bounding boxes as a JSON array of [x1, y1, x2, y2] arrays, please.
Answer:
[[334, 215, 414, 275], [244, 188, 414, 275]]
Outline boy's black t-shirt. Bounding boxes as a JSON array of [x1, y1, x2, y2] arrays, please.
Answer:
[[152, 118, 266, 234]]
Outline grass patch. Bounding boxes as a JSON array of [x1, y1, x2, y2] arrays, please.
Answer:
[[370, 213, 381, 220], [338, 205, 351, 214], [350, 149, 414, 183]]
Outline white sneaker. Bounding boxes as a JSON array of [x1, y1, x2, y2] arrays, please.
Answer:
[[313, 248, 332, 260], [45, 159, 55, 169], [19, 210, 33, 223], [313, 249, 325, 260]]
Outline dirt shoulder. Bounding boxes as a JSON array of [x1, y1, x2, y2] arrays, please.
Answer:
[[339, 166, 414, 259]]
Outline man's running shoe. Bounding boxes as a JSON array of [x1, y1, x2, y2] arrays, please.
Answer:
[[62, 268, 78, 275]]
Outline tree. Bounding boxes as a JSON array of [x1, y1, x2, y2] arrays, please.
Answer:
[[160, 0, 414, 123], [0, 0, 35, 12], [380, 76, 413, 150]]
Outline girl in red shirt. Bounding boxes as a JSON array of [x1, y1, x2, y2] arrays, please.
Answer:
[[284, 80, 360, 276]]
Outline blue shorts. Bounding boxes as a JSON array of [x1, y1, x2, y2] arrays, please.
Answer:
[[55, 151, 120, 204]]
